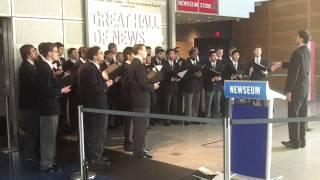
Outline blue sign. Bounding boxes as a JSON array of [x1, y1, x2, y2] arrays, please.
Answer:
[[231, 105, 269, 178], [224, 80, 267, 100]]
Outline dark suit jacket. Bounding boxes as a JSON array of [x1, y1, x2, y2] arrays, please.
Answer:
[[62, 59, 75, 73], [151, 57, 164, 66], [285, 45, 310, 97], [19, 60, 38, 109], [247, 58, 270, 80], [100, 60, 113, 71], [222, 59, 245, 80], [36, 59, 61, 115], [78, 62, 109, 109], [203, 60, 224, 91], [181, 58, 203, 93], [128, 58, 154, 108], [160, 60, 179, 95]]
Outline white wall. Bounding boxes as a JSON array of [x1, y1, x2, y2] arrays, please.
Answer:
[[218, 0, 254, 18]]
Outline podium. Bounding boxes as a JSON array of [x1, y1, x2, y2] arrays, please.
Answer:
[[223, 80, 286, 180]]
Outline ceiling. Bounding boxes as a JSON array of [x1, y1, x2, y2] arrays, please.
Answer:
[[176, 12, 238, 24]]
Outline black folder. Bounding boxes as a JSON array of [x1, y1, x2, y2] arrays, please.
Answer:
[[253, 62, 268, 71], [59, 74, 73, 87]]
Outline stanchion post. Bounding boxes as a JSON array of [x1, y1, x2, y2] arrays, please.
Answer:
[[1, 95, 17, 154], [223, 116, 231, 180], [78, 105, 88, 180]]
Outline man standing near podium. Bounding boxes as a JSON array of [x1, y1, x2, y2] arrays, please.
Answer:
[[277, 30, 311, 149]]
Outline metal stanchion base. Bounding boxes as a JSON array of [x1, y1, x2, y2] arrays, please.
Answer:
[[70, 171, 96, 180], [230, 174, 283, 180], [1, 147, 18, 154]]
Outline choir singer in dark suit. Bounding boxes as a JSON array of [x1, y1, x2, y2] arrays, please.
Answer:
[[19, 44, 39, 161], [36, 42, 71, 173], [160, 49, 180, 126], [129, 44, 159, 159], [78, 46, 114, 166]]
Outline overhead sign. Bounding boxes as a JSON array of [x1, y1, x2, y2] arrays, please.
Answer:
[[224, 80, 268, 100], [177, 0, 219, 14], [87, 0, 164, 51]]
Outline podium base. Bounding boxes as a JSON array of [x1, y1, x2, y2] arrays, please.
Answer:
[[70, 171, 96, 180]]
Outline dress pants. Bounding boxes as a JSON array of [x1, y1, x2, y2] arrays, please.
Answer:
[[205, 88, 222, 118], [123, 115, 133, 148], [21, 109, 39, 159], [288, 94, 308, 146], [183, 92, 201, 118], [132, 108, 149, 155], [84, 113, 108, 161], [40, 115, 58, 170]]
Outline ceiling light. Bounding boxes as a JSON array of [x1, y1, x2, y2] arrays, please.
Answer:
[[196, 19, 201, 22], [187, 18, 192, 21], [208, 16, 212, 19]]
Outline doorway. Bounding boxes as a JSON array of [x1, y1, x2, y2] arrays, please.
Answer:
[[194, 38, 231, 61]]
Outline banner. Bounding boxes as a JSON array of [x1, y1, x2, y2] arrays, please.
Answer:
[[87, 0, 163, 51], [177, 0, 219, 14]]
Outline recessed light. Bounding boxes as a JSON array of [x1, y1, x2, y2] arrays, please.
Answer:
[[208, 16, 212, 19], [196, 19, 201, 22], [187, 18, 192, 21]]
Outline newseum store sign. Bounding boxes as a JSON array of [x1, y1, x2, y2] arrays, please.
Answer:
[[87, 0, 163, 51]]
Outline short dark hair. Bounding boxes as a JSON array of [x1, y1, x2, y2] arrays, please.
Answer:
[[122, 47, 134, 61], [217, 47, 224, 51], [231, 50, 240, 56], [133, 44, 145, 55], [20, 44, 35, 60], [298, 30, 311, 44], [108, 43, 117, 50], [79, 47, 88, 59], [174, 47, 180, 53], [54, 42, 64, 48], [166, 48, 175, 56], [228, 46, 237, 55], [88, 46, 101, 60], [146, 46, 151, 50], [68, 48, 77, 57], [155, 47, 164, 55], [42, 42, 57, 57], [208, 51, 217, 56], [104, 50, 113, 56], [188, 49, 197, 56], [38, 42, 48, 56]]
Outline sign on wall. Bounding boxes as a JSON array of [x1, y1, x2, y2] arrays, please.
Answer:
[[87, 0, 164, 51], [177, 0, 219, 14]]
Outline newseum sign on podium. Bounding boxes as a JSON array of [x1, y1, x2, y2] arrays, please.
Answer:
[[86, 0, 165, 51]]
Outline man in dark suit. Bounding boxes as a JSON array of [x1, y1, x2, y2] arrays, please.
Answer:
[[174, 47, 185, 116], [160, 49, 180, 126], [150, 47, 164, 125], [279, 30, 311, 149], [19, 44, 39, 161], [120, 47, 135, 151], [100, 50, 114, 71], [78, 46, 114, 165], [129, 44, 159, 158], [36, 42, 71, 173], [203, 51, 224, 118], [59, 47, 79, 133], [181, 48, 203, 123], [52, 42, 65, 79], [223, 50, 245, 81], [248, 46, 271, 81]]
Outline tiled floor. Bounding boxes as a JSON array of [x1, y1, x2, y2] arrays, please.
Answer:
[[0, 99, 319, 180]]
